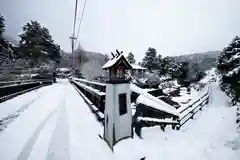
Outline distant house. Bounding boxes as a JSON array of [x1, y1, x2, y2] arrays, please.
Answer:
[[130, 64, 147, 77]]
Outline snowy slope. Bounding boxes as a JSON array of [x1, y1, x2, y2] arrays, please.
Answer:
[[135, 83, 239, 160]]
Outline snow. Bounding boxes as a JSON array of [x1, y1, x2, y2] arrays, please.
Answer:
[[142, 88, 156, 92], [136, 83, 240, 160], [229, 54, 240, 63], [227, 66, 240, 76], [131, 84, 177, 113], [130, 64, 146, 70], [0, 79, 239, 160], [0, 85, 55, 121], [200, 68, 217, 83], [176, 86, 209, 113], [74, 78, 106, 87], [41, 51, 48, 55], [102, 54, 131, 69], [0, 83, 67, 160], [137, 117, 178, 124], [136, 95, 179, 116], [163, 87, 177, 94], [57, 68, 70, 72], [159, 80, 179, 93], [73, 80, 105, 96]]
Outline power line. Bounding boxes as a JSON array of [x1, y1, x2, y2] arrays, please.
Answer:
[[75, 0, 88, 48]]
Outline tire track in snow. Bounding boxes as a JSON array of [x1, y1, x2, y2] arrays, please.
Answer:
[[16, 106, 60, 160], [0, 95, 41, 132], [46, 95, 70, 160], [16, 86, 67, 160], [0, 85, 58, 133]]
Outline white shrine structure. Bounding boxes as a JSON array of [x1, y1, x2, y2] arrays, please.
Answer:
[[102, 50, 133, 150]]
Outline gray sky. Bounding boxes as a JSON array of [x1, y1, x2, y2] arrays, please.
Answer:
[[1, 0, 240, 61]]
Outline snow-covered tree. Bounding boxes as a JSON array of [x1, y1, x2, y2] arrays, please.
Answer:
[[127, 52, 136, 64], [159, 56, 175, 75], [217, 36, 240, 130], [142, 47, 158, 70], [19, 21, 61, 64], [217, 36, 240, 102], [0, 14, 4, 36]]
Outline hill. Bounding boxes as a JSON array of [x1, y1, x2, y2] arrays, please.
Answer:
[[2, 34, 18, 47], [173, 51, 221, 71], [59, 46, 107, 80]]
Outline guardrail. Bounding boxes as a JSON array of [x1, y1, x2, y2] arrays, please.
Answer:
[[71, 78, 211, 130], [0, 79, 53, 103], [0, 79, 53, 87], [71, 80, 105, 123], [71, 80, 105, 112], [74, 78, 106, 92]]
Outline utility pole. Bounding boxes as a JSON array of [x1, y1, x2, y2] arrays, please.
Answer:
[[70, 0, 78, 71], [70, 35, 77, 68]]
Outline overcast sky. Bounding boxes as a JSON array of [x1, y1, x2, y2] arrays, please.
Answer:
[[1, 0, 240, 61]]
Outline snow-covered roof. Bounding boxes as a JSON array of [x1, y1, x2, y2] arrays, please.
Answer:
[[131, 84, 178, 116], [102, 54, 132, 69], [136, 95, 179, 116], [131, 64, 146, 70]]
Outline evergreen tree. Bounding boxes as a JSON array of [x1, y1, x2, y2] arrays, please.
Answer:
[[217, 36, 240, 103], [159, 56, 175, 75], [19, 21, 61, 64], [127, 52, 136, 64], [217, 36, 240, 130], [142, 47, 158, 70], [0, 14, 4, 36]]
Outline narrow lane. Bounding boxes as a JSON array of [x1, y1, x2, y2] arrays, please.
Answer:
[[0, 80, 112, 160], [0, 85, 53, 120], [0, 83, 67, 160]]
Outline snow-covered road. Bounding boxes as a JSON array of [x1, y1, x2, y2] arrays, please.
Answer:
[[0, 80, 239, 160], [0, 80, 113, 160]]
